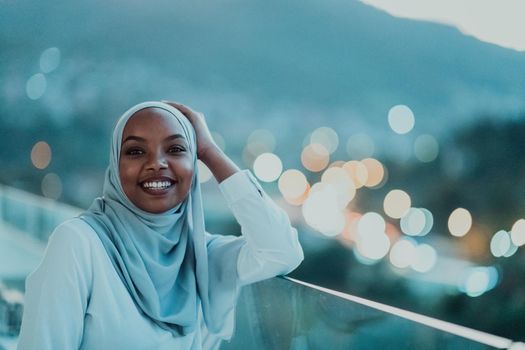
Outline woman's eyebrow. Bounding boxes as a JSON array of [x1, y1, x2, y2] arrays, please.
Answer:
[[122, 134, 186, 144], [122, 135, 145, 143], [165, 134, 186, 142]]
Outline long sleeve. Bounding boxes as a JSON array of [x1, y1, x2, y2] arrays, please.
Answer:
[[218, 170, 304, 286], [17, 220, 93, 350]]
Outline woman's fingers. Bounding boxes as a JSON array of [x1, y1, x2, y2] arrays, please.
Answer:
[[162, 100, 187, 113], [161, 100, 201, 122]]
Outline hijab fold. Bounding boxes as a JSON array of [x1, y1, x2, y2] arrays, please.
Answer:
[[81, 101, 239, 338]]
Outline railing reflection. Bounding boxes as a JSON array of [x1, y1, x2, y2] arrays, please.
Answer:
[[0, 185, 81, 243], [224, 277, 522, 350]]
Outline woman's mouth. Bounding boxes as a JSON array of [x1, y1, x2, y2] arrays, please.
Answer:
[[140, 179, 175, 194]]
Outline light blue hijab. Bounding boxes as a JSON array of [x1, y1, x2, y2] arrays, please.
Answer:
[[81, 101, 242, 339]]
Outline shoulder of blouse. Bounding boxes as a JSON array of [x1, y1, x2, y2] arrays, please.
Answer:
[[38, 218, 96, 282]]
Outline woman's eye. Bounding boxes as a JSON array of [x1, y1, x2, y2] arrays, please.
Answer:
[[125, 148, 144, 156], [169, 146, 186, 154]]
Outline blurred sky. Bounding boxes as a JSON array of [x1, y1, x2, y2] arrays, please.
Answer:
[[361, 0, 525, 51]]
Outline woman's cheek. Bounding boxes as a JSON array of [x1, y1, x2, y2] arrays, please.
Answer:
[[119, 160, 137, 187]]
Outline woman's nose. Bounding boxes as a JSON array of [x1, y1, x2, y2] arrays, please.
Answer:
[[146, 151, 168, 170]]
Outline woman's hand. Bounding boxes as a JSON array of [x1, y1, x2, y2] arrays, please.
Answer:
[[161, 101, 218, 161]]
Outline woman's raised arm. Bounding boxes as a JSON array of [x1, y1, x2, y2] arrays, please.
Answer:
[[162, 101, 240, 183]]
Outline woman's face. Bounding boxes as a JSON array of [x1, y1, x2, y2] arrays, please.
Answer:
[[119, 107, 194, 213]]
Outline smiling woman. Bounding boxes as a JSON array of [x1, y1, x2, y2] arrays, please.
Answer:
[[16, 101, 304, 350], [119, 108, 194, 213]]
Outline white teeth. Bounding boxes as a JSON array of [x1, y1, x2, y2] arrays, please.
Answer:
[[142, 181, 172, 189]]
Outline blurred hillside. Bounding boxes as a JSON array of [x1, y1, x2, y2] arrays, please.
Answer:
[[2, 1, 525, 205]]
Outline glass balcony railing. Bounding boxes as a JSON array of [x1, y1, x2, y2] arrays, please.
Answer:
[[1, 185, 524, 350], [0, 185, 82, 244], [224, 277, 525, 350]]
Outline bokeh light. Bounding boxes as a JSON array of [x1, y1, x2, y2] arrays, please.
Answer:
[[356, 212, 390, 261], [301, 143, 330, 172], [356, 230, 391, 261], [302, 183, 345, 236], [490, 230, 511, 257], [383, 189, 411, 219], [321, 166, 356, 208], [247, 129, 276, 154], [361, 158, 385, 188], [339, 211, 362, 244], [358, 212, 386, 234], [448, 208, 472, 237], [278, 169, 309, 200], [504, 242, 518, 258], [342, 160, 368, 189], [243, 129, 276, 167], [510, 219, 525, 246], [411, 244, 437, 272], [459, 266, 499, 297], [417, 208, 433, 236], [329, 160, 346, 168], [253, 152, 283, 182], [389, 238, 417, 268], [31, 141, 52, 169], [400, 208, 426, 236], [388, 105, 415, 134], [400, 208, 433, 237], [41, 173, 62, 199], [414, 134, 439, 162], [346, 133, 375, 159], [26, 73, 47, 100], [39, 47, 61, 73], [197, 160, 213, 183], [311, 126, 339, 154]]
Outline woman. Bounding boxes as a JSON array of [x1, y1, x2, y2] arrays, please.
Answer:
[[17, 101, 304, 349]]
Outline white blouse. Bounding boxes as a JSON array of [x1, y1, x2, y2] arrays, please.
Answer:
[[17, 170, 304, 350]]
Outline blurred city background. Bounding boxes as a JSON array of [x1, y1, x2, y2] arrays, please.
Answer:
[[2, 0, 525, 344]]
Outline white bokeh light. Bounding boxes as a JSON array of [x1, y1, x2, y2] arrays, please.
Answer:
[[253, 152, 283, 182], [389, 238, 417, 268], [448, 208, 472, 237], [503, 242, 518, 258], [511, 219, 525, 246], [311, 126, 339, 154], [355, 212, 390, 261], [321, 166, 356, 208], [400, 208, 427, 236], [490, 230, 510, 257], [459, 266, 498, 297], [39, 47, 61, 73], [356, 231, 391, 261], [383, 189, 411, 219], [302, 184, 345, 236], [26, 73, 47, 100], [358, 212, 386, 234], [411, 244, 437, 273], [392, 206, 435, 238], [388, 105, 415, 134]]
